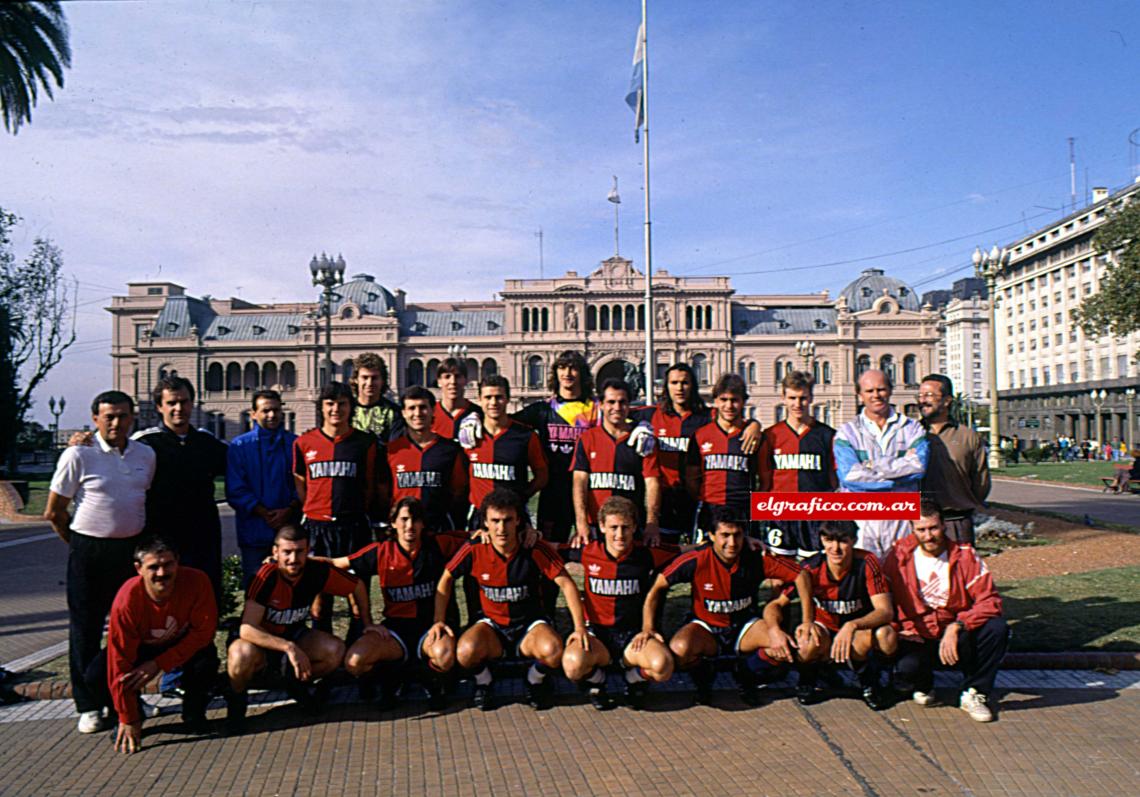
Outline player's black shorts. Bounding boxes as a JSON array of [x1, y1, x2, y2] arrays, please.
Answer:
[[683, 614, 762, 656], [477, 616, 554, 656], [538, 481, 574, 543], [228, 623, 310, 677], [587, 625, 638, 665], [381, 618, 431, 663], [303, 515, 372, 559], [764, 520, 823, 559], [658, 487, 697, 542]]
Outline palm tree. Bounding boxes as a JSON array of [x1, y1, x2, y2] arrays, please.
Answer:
[[0, 1, 71, 134]]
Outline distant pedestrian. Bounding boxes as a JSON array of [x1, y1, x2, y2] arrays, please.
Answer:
[[44, 391, 156, 735], [226, 389, 299, 588]]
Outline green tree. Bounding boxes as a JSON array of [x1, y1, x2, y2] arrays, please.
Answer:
[[0, 1, 71, 134], [0, 208, 76, 474], [1075, 199, 1140, 340]]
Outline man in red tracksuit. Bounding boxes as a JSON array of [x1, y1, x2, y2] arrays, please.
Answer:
[[883, 500, 1008, 722], [90, 537, 218, 754]]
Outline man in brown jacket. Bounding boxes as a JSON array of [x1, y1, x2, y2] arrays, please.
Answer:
[[918, 375, 990, 544]]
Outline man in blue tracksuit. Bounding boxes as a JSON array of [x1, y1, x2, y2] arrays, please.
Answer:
[[226, 390, 299, 588]]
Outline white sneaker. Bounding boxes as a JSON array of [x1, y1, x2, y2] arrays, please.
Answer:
[[912, 690, 936, 706], [959, 688, 994, 722], [77, 710, 108, 734], [138, 697, 161, 719]]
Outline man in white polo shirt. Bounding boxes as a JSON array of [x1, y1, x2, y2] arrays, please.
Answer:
[[44, 390, 156, 734]]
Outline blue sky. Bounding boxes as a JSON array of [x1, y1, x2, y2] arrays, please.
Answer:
[[5, 1, 1140, 426]]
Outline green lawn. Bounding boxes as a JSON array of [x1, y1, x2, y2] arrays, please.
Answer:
[[995, 460, 1127, 487]]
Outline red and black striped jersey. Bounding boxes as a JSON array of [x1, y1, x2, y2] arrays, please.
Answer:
[[631, 405, 711, 490], [688, 422, 757, 513], [559, 541, 678, 632], [387, 434, 468, 531], [432, 400, 481, 441], [445, 540, 566, 627], [571, 425, 659, 525], [794, 551, 887, 632], [662, 545, 800, 628], [465, 419, 548, 509], [758, 421, 838, 493], [348, 532, 468, 626], [247, 560, 359, 636], [293, 428, 377, 521]]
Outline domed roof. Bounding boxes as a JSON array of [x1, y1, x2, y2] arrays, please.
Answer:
[[332, 273, 398, 316], [839, 268, 920, 312]]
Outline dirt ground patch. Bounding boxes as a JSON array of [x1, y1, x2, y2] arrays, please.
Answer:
[[984, 506, 1140, 581]]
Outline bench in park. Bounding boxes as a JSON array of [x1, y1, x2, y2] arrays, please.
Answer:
[[1100, 476, 1140, 494]]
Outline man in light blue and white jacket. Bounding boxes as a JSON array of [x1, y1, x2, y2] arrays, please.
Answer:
[[833, 369, 928, 561]]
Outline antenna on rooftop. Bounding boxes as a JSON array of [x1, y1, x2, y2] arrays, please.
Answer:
[[535, 227, 544, 278], [1069, 137, 1076, 212]]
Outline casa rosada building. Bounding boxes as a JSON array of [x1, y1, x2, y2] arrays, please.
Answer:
[[109, 256, 940, 437]]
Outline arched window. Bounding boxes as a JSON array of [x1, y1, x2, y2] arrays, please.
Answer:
[[586, 305, 597, 331], [465, 359, 479, 382], [341, 359, 354, 384], [426, 358, 440, 388], [600, 305, 611, 331], [748, 362, 756, 384], [527, 355, 544, 389], [280, 361, 296, 389], [261, 362, 278, 389], [612, 304, 623, 331], [406, 358, 424, 387], [879, 355, 896, 384], [903, 354, 917, 386], [205, 363, 224, 392], [637, 304, 645, 330], [691, 353, 708, 385], [775, 405, 785, 422], [705, 305, 713, 329], [243, 362, 259, 390], [856, 355, 871, 378], [738, 359, 748, 379], [481, 357, 498, 380], [822, 361, 832, 384], [541, 307, 549, 332], [522, 309, 530, 332], [812, 361, 820, 384], [625, 305, 636, 330], [775, 360, 784, 384], [685, 306, 694, 329], [226, 362, 242, 391]]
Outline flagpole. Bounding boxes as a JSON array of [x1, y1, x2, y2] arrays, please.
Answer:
[[640, 0, 654, 401]]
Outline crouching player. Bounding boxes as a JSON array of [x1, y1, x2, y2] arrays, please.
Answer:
[[781, 520, 896, 710], [559, 496, 678, 710], [317, 497, 467, 710], [425, 488, 589, 710], [642, 510, 812, 706], [225, 524, 373, 732]]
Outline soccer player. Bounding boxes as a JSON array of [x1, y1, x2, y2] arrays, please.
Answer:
[[464, 374, 548, 525], [424, 489, 588, 711], [834, 369, 929, 560], [630, 364, 759, 543], [225, 524, 373, 732], [559, 497, 678, 710], [90, 537, 218, 754], [917, 374, 990, 544], [227, 389, 299, 588], [642, 511, 811, 706], [350, 352, 404, 442], [686, 373, 757, 539], [387, 386, 468, 531], [783, 520, 895, 710], [433, 357, 482, 440], [883, 501, 1008, 722], [572, 378, 661, 544], [758, 370, 838, 559], [293, 381, 377, 633], [319, 498, 467, 710]]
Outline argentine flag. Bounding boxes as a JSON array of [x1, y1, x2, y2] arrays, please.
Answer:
[[625, 22, 645, 142]]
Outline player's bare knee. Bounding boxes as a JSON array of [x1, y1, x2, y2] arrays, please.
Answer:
[[561, 646, 590, 680], [646, 652, 674, 681], [874, 625, 897, 656], [227, 641, 257, 676]]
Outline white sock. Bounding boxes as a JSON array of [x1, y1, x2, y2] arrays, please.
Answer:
[[527, 664, 546, 685], [587, 669, 606, 685], [625, 667, 646, 684], [474, 667, 492, 686]]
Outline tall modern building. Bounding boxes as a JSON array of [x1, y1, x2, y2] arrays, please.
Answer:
[[995, 179, 1140, 447], [109, 257, 940, 436], [930, 278, 990, 405]]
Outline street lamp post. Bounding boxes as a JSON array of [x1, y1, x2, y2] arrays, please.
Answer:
[[1126, 388, 1137, 451], [310, 253, 346, 387], [973, 244, 1010, 471], [1090, 389, 1107, 453], [47, 396, 66, 449], [795, 340, 816, 372]]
